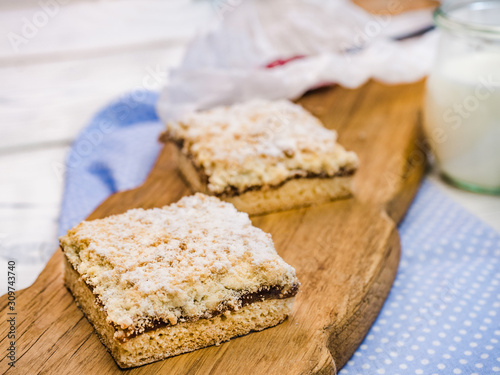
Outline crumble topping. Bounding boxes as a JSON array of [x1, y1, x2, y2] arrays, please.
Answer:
[[163, 99, 359, 194], [60, 194, 298, 339]]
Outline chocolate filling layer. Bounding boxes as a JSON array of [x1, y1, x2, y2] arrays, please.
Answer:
[[65, 255, 299, 342], [118, 283, 300, 341], [217, 168, 355, 198], [163, 137, 356, 198]]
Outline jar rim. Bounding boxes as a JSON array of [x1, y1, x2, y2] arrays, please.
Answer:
[[434, 0, 500, 37]]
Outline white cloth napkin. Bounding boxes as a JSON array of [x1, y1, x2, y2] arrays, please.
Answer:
[[157, 0, 438, 122]]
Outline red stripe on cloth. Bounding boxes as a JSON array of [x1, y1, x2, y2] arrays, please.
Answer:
[[265, 55, 306, 69]]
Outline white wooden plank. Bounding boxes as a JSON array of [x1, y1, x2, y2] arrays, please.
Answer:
[[0, 45, 184, 150], [0, 0, 212, 61], [0, 204, 60, 295], [0, 146, 68, 205], [0, 147, 67, 294], [0, 259, 51, 295]]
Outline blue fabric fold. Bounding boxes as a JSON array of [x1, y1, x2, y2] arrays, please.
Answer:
[[58, 91, 163, 235]]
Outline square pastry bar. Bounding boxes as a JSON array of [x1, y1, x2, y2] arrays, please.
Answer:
[[60, 194, 299, 368], [161, 99, 359, 215]]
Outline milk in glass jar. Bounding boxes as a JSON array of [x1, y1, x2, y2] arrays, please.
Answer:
[[424, 0, 500, 194]]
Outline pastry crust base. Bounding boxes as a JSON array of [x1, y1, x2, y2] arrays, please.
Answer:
[[174, 145, 354, 216], [64, 256, 294, 369]]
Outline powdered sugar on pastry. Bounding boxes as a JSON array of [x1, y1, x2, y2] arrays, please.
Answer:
[[163, 99, 359, 194], [60, 194, 299, 338]]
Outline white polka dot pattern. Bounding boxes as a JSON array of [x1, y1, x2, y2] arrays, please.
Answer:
[[340, 180, 500, 375]]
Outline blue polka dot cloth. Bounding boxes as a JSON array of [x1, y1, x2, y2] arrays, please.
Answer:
[[59, 91, 500, 375]]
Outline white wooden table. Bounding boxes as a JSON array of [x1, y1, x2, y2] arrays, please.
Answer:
[[1, 0, 499, 294]]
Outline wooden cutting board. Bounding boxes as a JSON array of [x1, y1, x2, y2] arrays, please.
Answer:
[[0, 80, 427, 374]]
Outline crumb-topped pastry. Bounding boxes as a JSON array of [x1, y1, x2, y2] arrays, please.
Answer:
[[160, 99, 359, 215], [60, 193, 299, 368]]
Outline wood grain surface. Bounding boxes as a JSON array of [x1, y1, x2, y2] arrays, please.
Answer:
[[0, 80, 427, 374]]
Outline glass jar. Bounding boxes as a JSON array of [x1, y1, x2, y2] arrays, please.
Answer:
[[424, 0, 500, 194]]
